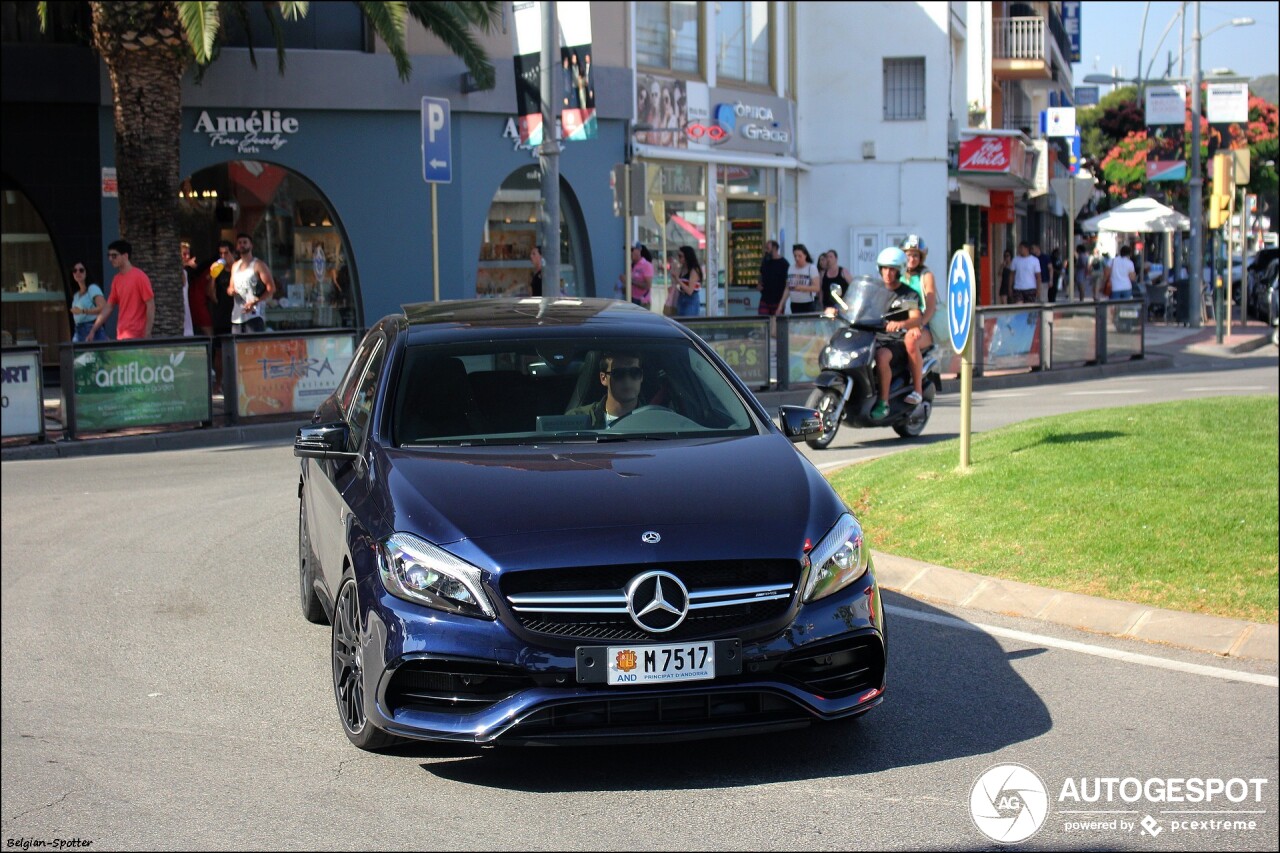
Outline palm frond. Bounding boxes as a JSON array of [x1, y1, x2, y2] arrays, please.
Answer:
[[405, 1, 498, 89], [260, 2, 290, 74], [176, 1, 223, 63], [278, 1, 309, 21], [358, 1, 411, 82]]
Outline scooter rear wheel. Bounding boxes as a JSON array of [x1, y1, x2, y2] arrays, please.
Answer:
[[804, 387, 843, 450], [893, 386, 933, 438]]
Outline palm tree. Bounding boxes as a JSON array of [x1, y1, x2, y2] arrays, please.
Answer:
[[40, 1, 500, 336]]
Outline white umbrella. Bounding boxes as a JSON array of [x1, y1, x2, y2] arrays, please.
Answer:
[[1079, 196, 1190, 233]]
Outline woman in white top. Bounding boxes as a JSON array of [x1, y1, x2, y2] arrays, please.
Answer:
[[1106, 245, 1137, 299], [785, 244, 821, 314]]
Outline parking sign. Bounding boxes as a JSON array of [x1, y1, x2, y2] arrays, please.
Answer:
[[421, 96, 452, 184]]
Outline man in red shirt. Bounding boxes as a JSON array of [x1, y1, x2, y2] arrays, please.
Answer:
[[88, 239, 154, 340]]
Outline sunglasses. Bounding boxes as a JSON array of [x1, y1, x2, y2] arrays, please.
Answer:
[[73, 267, 86, 273], [604, 366, 644, 381]]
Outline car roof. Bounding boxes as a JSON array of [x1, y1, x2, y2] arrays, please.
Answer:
[[396, 297, 689, 344]]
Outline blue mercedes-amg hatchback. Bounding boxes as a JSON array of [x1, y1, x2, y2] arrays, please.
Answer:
[[295, 298, 886, 749]]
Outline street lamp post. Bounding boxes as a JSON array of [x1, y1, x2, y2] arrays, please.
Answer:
[[1188, 2, 1203, 327]]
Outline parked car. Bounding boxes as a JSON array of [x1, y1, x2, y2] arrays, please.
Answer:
[[296, 298, 887, 749], [1246, 248, 1280, 320]]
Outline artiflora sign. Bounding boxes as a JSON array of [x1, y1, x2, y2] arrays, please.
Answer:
[[71, 345, 209, 431], [193, 110, 299, 154]]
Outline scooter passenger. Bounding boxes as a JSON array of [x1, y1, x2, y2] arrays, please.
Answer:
[[871, 247, 923, 420], [899, 235, 934, 408]]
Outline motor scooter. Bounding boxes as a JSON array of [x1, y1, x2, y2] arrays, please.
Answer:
[[804, 276, 941, 450]]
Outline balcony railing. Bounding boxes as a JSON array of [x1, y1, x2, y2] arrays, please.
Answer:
[[994, 16, 1047, 62]]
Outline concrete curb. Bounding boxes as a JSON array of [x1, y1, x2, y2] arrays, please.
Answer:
[[872, 551, 1278, 663]]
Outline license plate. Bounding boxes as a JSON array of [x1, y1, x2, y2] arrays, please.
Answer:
[[575, 639, 740, 685]]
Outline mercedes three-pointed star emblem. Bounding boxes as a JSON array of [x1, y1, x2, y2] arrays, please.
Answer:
[[625, 570, 690, 633]]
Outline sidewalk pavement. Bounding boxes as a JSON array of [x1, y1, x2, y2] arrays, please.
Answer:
[[4, 322, 1275, 663], [872, 551, 1278, 663]]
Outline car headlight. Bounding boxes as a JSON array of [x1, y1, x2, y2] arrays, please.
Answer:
[[377, 532, 495, 619], [801, 514, 869, 602]]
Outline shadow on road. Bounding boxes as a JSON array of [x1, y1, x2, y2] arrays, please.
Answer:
[[405, 592, 1052, 790]]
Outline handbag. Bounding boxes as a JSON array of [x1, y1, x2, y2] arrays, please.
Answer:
[[663, 283, 679, 317]]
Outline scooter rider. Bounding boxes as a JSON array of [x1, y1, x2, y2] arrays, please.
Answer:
[[871, 247, 923, 420], [900, 235, 935, 408]]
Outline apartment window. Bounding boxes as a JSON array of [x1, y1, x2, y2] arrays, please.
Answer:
[[637, 1, 700, 75], [883, 57, 926, 120], [716, 1, 770, 86]]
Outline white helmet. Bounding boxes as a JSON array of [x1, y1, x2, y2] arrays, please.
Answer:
[[901, 234, 928, 257], [876, 247, 907, 275]]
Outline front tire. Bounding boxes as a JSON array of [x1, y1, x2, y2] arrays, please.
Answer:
[[804, 387, 844, 450], [299, 500, 327, 624], [893, 386, 933, 438], [332, 576, 402, 751]]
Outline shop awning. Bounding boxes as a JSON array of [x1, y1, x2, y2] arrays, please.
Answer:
[[670, 213, 706, 249]]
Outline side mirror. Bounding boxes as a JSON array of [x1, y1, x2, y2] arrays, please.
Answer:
[[778, 405, 822, 442], [294, 422, 358, 460]]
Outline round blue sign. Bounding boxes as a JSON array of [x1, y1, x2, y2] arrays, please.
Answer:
[[947, 250, 976, 354]]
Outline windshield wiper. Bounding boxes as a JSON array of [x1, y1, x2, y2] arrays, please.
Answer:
[[595, 432, 675, 442]]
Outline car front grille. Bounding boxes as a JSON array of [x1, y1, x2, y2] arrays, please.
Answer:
[[500, 559, 802, 643], [501, 691, 811, 743]]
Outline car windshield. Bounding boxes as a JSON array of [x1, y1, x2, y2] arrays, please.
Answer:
[[393, 336, 758, 445]]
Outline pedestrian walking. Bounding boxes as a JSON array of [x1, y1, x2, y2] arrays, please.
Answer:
[[68, 260, 107, 342], [229, 232, 275, 334], [87, 239, 154, 340]]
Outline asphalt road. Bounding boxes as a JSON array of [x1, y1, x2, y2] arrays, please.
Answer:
[[2, 356, 1277, 851]]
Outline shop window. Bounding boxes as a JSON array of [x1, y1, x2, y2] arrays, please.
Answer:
[[637, 163, 706, 290], [1, 180, 67, 362], [883, 57, 926, 121], [637, 1, 700, 75], [178, 161, 357, 331], [477, 167, 587, 298], [715, 1, 771, 87]]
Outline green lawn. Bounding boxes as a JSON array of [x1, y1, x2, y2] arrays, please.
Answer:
[[828, 396, 1279, 624]]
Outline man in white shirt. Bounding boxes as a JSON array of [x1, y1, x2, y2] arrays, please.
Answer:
[[1009, 241, 1041, 304], [1106, 245, 1137, 299]]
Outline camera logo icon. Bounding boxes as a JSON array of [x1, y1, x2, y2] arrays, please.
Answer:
[[970, 763, 1050, 843]]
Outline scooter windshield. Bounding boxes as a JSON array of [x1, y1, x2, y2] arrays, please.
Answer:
[[838, 276, 896, 325]]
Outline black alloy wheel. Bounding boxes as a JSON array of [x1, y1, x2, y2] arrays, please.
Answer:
[[332, 577, 400, 751], [804, 387, 843, 450], [299, 500, 327, 624]]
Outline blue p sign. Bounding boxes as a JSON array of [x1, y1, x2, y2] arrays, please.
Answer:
[[947, 249, 976, 355], [422, 96, 452, 184]]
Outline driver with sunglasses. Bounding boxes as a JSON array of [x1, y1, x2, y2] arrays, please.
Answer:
[[567, 351, 645, 427]]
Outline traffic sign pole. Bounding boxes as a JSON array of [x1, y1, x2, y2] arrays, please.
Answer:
[[421, 96, 453, 301], [947, 247, 978, 470]]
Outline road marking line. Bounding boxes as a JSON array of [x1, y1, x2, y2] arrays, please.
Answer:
[[1063, 389, 1150, 395], [982, 392, 1033, 399], [1184, 386, 1266, 392], [885, 605, 1278, 687]]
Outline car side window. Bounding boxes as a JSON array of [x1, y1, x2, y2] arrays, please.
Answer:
[[345, 338, 385, 450], [338, 335, 379, 413]]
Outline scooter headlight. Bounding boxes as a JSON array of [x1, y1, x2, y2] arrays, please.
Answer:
[[821, 346, 854, 370], [802, 514, 869, 602]]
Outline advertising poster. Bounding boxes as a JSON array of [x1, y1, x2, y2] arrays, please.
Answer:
[[635, 74, 689, 149], [688, 320, 770, 387], [511, 2, 596, 147], [2, 349, 43, 438], [71, 344, 210, 432], [983, 311, 1042, 371], [235, 334, 354, 417]]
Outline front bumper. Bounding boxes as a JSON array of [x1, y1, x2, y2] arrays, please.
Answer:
[[354, 566, 886, 745]]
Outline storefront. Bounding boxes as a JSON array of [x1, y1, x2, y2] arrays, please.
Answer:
[[137, 105, 623, 332], [952, 130, 1036, 304], [629, 76, 798, 316]]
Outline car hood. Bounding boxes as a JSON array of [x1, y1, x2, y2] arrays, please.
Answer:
[[376, 435, 846, 568]]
